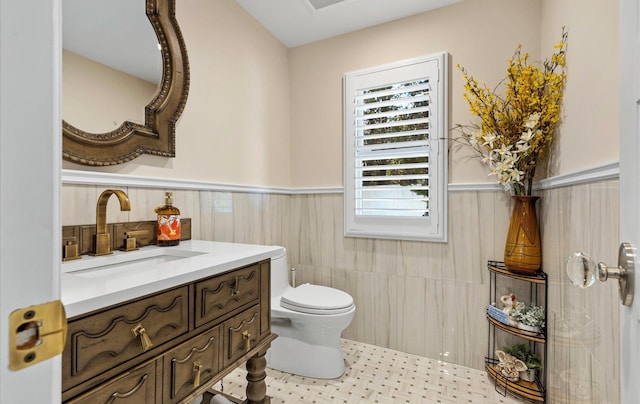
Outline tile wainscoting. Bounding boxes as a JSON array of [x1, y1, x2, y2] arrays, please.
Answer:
[[541, 180, 620, 403], [62, 178, 620, 403]]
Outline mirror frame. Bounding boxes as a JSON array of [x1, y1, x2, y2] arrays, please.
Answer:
[[62, 0, 189, 166]]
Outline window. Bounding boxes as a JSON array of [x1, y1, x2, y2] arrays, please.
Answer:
[[343, 53, 448, 242]]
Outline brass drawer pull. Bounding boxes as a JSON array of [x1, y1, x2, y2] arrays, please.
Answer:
[[192, 360, 202, 388], [131, 324, 154, 352], [108, 374, 148, 402], [242, 330, 251, 351], [231, 276, 242, 296]]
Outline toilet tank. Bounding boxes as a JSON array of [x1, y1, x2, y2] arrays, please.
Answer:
[[270, 249, 290, 299]]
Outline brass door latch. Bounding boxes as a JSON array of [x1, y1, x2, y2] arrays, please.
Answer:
[[9, 300, 67, 370]]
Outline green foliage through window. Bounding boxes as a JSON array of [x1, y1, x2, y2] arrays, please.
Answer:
[[355, 79, 431, 216]]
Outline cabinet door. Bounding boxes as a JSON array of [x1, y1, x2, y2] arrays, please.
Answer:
[[195, 264, 260, 328], [162, 326, 221, 404], [222, 306, 261, 368], [63, 286, 189, 390], [66, 360, 158, 404]]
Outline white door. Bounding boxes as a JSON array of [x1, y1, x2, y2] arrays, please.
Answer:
[[0, 0, 62, 402], [619, 0, 640, 402]]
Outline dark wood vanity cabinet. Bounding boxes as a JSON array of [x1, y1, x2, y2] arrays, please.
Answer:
[[195, 264, 261, 328], [62, 260, 274, 404], [163, 326, 222, 404], [223, 307, 261, 368], [62, 286, 190, 392], [66, 360, 160, 404]]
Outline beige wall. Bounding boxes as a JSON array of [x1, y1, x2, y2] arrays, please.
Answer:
[[290, 0, 542, 187], [62, 0, 618, 189], [541, 0, 619, 178], [289, 0, 619, 187], [63, 0, 291, 188]]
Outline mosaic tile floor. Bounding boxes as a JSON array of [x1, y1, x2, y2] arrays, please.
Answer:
[[210, 339, 526, 404]]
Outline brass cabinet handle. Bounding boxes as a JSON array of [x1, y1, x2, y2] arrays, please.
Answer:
[[108, 374, 148, 402], [192, 361, 202, 388], [131, 324, 154, 352], [231, 276, 242, 296], [242, 330, 251, 351]]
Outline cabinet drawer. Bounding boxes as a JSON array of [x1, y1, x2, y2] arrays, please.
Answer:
[[222, 306, 261, 368], [195, 264, 260, 328], [162, 326, 221, 404], [63, 286, 189, 390], [66, 360, 158, 404]]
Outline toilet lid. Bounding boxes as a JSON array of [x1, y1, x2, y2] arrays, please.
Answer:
[[280, 284, 354, 315]]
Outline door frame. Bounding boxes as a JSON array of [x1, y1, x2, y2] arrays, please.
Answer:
[[618, 0, 640, 402], [0, 0, 62, 402]]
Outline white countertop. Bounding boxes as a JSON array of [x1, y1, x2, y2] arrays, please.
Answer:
[[61, 240, 285, 318]]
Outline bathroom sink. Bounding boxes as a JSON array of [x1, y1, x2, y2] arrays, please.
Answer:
[[61, 240, 286, 318], [62, 247, 206, 277]]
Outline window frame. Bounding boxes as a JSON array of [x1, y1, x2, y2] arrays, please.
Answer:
[[343, 53, 448, 242]]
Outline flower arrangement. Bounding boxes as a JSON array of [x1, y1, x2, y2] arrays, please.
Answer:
[[454, 29, 568, 195]]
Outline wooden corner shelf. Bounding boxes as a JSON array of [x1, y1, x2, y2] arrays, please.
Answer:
[[486, 315, 546, 343], [487, 260, 548, 284], [485, 359, 545, 402], [486, 261, 548, 402]]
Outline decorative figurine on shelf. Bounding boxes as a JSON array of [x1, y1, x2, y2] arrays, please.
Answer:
[[503, 343, 543, 382], [500, 294, 520, 326], [495, 350, 528, 382]]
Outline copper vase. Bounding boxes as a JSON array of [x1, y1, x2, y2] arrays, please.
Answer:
[[504, 195, 541, 274]]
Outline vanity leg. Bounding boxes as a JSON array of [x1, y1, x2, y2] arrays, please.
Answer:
[[245, 350, 270, 404], [202, 391, 215, 403]]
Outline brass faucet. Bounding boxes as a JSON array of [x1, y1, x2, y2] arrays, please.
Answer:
[[92, 189, 131, 256]]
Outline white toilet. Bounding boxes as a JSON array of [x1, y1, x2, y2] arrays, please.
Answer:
[[266, 249, 355, 379]]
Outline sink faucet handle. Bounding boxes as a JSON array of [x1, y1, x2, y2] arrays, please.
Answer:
[[62, 237, 81, 261], [125, 230, 149, 237], [120, 230, 149, 252]]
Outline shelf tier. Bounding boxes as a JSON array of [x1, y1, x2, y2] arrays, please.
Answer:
[[486, 315, 546, 343], [487, 261, 547, 284], [485, 360, 545, 402]]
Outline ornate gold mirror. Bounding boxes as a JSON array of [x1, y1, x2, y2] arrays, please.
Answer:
[[62, 0, 189, 166]]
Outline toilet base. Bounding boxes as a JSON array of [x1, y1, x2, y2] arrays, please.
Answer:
[[267, 333, 346, 379]]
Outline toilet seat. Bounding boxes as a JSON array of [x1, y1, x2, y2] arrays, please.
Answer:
[[280, 283, 354, 315]]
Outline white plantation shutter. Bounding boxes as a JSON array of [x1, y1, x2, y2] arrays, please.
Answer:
[[354, 79, 431, 217], [344, 54, 448, 241]]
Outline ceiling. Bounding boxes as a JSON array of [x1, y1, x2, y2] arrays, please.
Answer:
[[234, 0, 463, 48], [61, 0, 462, 84]]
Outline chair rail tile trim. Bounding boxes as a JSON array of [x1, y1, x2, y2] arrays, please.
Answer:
[[62, 162, 619, 195]]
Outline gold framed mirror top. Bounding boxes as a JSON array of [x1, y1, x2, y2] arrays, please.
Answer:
[[62, 0, 189, 166]]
